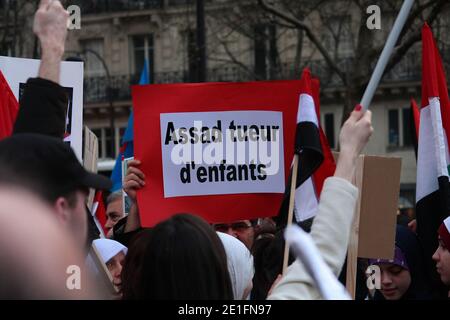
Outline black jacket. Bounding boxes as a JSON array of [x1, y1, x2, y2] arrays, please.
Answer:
[[12, 77, 101, 248], [13, 78, 68, 139]]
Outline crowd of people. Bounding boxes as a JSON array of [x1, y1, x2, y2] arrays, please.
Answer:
[[0, 0, 449, 300]]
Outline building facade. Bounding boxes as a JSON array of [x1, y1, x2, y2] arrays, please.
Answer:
[[2, 0, 450, 203]]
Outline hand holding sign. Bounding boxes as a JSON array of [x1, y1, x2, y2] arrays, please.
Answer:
[[123, 159, 146, 203]]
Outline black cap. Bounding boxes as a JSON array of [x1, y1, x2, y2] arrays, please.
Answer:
[[0, 134, 112, 202]]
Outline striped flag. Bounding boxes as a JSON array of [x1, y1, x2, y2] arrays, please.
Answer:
[[92, 190, 107, 238], [410, 98, 420, 158], [415, 23, 450, 297], [277, 68, 336, 227]]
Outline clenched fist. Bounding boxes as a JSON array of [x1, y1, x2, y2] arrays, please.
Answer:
[[33, 0, 70, 57]]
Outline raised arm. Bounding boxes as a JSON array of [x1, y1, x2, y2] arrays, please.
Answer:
[[13, 0, 70, 138], [268, 107, 373, 300], [34, 0, 69, 83]]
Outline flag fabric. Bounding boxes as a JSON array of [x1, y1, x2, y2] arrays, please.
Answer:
[[415, 23, 450, 297], [410, 98, 420, 159], [133, 80, 304, 227], [92, 190, 107, 238], [110, 60, 150, 191], [0, 70, 19, 140], [277, 68, 336, 227]]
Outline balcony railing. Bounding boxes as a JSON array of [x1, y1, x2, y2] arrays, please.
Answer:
[[70, 0, 164, 14], [84, 71, 188, 103], [69, 0, 209, 14], [84, 51, 430, 104]]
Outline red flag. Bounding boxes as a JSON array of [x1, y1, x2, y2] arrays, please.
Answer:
[[410, 98, 420, 158], [0, 70, 19, 139], [92, 190, 107, 237], [133, 80, 303, 227], [278, 69, 335, 225], [411, 98, 420, 140], [312, 76, 336, 197], [415, 23, 450, 297]]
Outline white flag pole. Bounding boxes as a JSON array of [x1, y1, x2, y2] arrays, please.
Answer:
[[285, 225, 351, 300], [360, 0, 415, 110]]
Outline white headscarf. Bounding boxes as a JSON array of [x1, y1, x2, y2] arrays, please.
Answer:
[[93, 239, 128, 264], [217, 232, 254, 300]]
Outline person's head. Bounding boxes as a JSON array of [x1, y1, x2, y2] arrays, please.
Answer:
[[105, 191, 124, 237], [0, 134, 112, 245], [213, 219, 257, 250], [217, 232, 254, 300], [93, 239, 127, 294], [369, 225, 431, 300], [0, 186, 97, 299], [121, 229, 153, 300], [126, 214, 233, 299], [433, 217, 450, 286], [369, 246, 411, 300]]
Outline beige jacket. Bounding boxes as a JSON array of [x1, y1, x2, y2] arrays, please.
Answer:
[[268, 176, 358, 300]]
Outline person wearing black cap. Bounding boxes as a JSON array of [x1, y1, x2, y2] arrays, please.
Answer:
[[0, 134, 111, 246], [0, 2, 112, 250]]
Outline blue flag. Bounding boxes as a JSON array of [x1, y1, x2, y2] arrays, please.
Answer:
[[110, 60, 150, 191]]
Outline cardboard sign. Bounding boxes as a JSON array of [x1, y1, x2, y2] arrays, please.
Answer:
[[343, 154, 402, 298], [84, 126, 99, 211], [121, 156, 134, 216], [357, 156, 401, 259], [0, 56, 84, 160], [132, 80, 302, 227]]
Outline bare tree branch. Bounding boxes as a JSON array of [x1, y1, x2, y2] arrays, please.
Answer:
[[258, 0, 347, 84], [385, 0, 449, 75]]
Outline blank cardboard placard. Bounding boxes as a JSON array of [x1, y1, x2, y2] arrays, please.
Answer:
[[357, 155, 401, 259], [342, 154, 401, 298], [84, 126, 99, 210]]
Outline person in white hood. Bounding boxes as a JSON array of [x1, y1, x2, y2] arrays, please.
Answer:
[[93, 239, 127, 295], [217, 232, 254, 300]]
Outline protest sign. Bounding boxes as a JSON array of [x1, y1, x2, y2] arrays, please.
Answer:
[[133, 81, 302, 227], [84, 126, 99, 211], [0, 56, 84, 160], [342, 154, 402, 299], [122, 156, 134, 216]]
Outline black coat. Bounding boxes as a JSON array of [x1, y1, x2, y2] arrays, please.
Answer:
[[12, 77, 100, 248], [13, 78, 68, 139]]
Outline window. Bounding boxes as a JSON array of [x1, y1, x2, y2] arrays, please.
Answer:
[[115, 127, 127, 156], [104, 128, 114, 159], [388, 108, 413, 148], [324, 113, 335, 149], [80, 39, 105, 77], [187, 30, 199, 82], [92, 128, 103, 158], [388, 109, 399, 147], [254, 24, 278, 80], [130, 34, 154, 83], [402, 108, 413, 147], [93, 127, 118, 159]]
